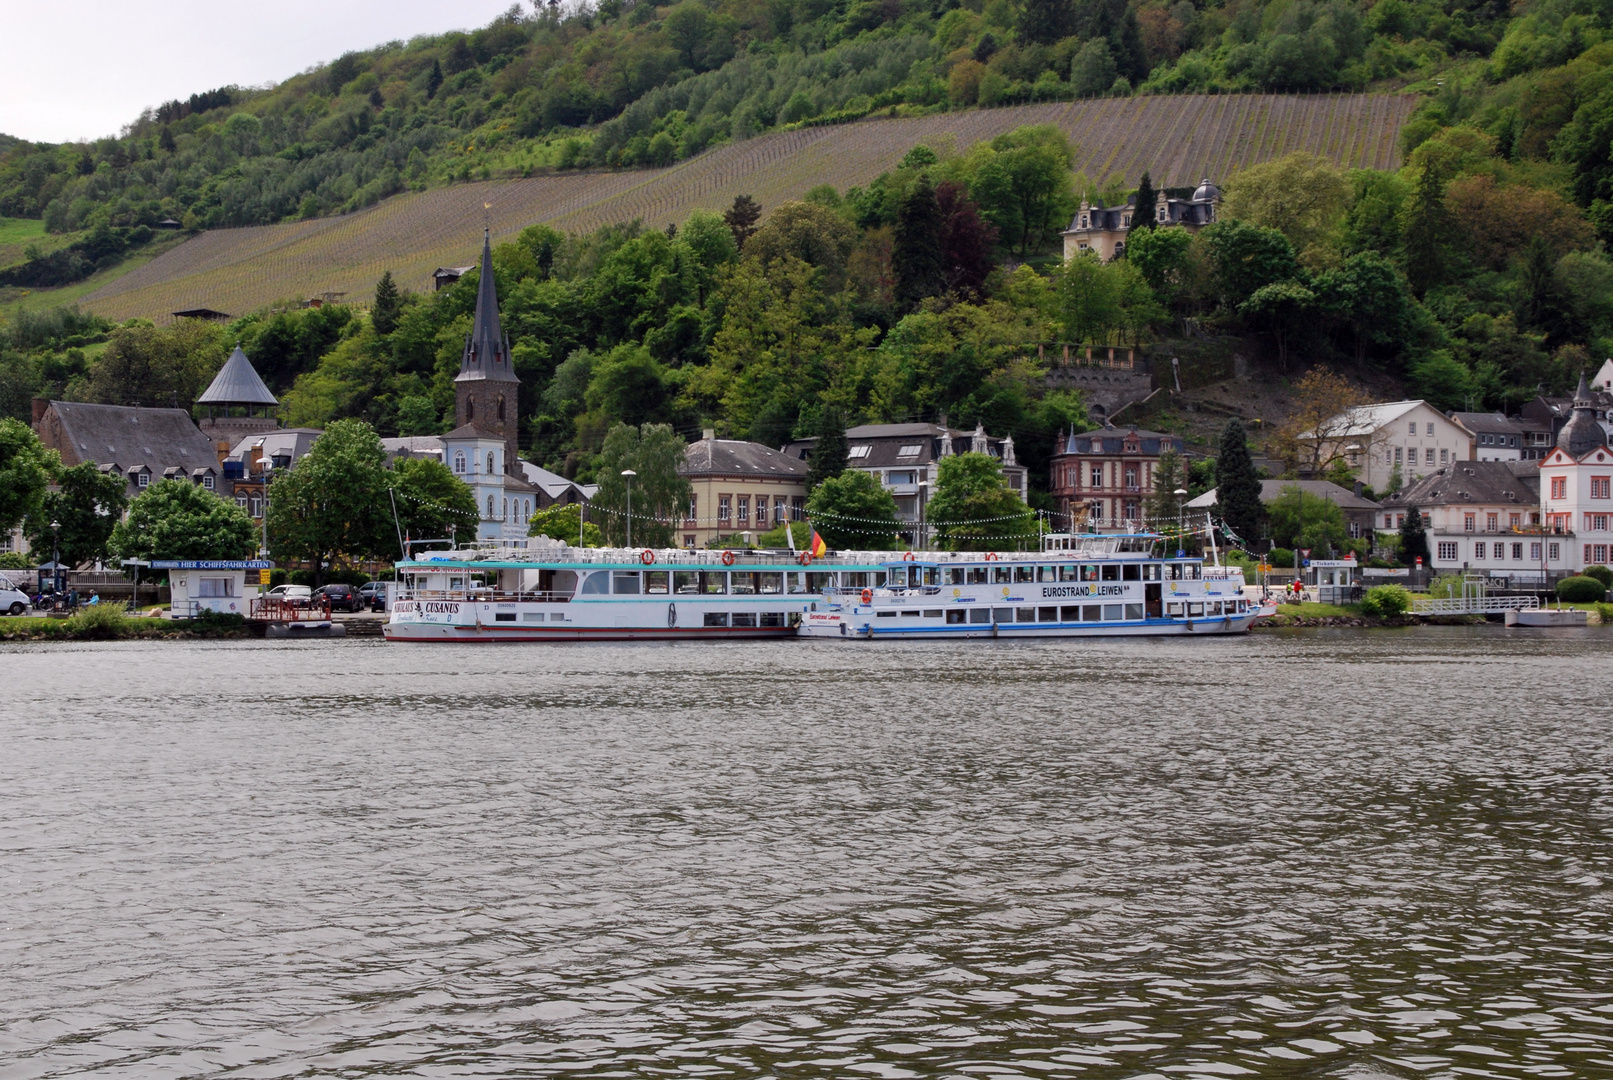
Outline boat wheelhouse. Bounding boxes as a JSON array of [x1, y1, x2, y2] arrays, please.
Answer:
[[797, 532, 1258, 639]]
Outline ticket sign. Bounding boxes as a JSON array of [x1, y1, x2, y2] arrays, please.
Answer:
[[259, 569, 272, 586]]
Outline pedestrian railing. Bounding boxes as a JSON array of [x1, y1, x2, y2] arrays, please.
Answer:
[[1412, 594, 1540, 615]]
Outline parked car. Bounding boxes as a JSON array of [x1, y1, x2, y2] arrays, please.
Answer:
[[0, 579, 30, 616], [312, 583, 364, 612], [359, 581, 392, 612], [265, 584, 312, 608]]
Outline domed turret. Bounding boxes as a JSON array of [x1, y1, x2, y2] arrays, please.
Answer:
[[1557, 372, 1608, 459], [1192, 176, 1221, 202]]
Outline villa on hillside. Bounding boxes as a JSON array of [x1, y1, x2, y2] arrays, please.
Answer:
[[1061, 178, 1221, 261], [1297, 400, 1474, 492], [1050, 424, 1185, 532]]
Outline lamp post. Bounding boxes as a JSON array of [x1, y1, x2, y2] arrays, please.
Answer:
[[51, 518, 61, 596], [1173, 488, 1187, 556], [621, 469, 637, 548]]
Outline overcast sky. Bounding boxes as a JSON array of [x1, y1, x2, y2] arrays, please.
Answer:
[[0, 0, 526, 144]]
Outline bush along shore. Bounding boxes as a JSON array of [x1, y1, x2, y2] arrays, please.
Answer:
[[0, 607, 249, 641], [1252, 601, 1613, 629]]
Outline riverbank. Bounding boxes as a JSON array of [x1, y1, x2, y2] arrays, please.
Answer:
[[1252, 600, 1613, 629], [0, 608, 249, 641]]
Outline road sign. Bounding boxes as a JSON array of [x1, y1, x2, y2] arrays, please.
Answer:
[[1300, 548, 1312, 558], [259, 569, 272, 586]]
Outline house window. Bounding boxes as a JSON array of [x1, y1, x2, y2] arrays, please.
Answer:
[[202, 475, 215, 490], [454, 451, 466, 475], [1386, 448, 1394, 466], [1426, 423, 1434, 436], [1487, 513, 1498, 531], [196, 577, 234, 598], [1408, 422, 1417, 436], [1509, 513, 1521, 529], [1531, 542, 1541, 560], [235, 494, 248, 508], [137, 472, 149, 488], [1384, 514, 1393, 528], [1394, 448, 1403, 464], [1549, 542, 1560, 560], [684, 535, 696, 548], [896, 444, 923, 458], [1474, 542, 1486, 559], [1438, 542, 1458, 560], [1091, 464, 1104, 487], [497, 394, 505, 421], [755, 496, 768, 527], [1124, 466, 1139, 491], [466, 398, 474, 423], [502, 497, 509, 521], [1552, 477, 1567, 500], [1426, 448, 1436, 465], [1591, 514, 1610, 532], [737, 495, 749, 526], [1512, 543, 1524, 560], [487, 496, 495, 519], [487, 452, 496, 475], [687, 495, 697, 525], [250, 496, 263, 517], [718, 495, 731, 523], [1440, 448, 1449, 464], [1464, 514, 1475, 532], [1593, 477, 1611, 499], [847, 445, 871, 459], [791, 497, 805, 521]]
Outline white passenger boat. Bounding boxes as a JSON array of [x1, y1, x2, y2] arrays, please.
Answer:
[[385, 541, 854, 641], [797, 532, 1259, 639], [384, 532, 1257, 642]]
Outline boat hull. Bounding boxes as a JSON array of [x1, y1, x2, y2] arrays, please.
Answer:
[[382, 623, 794, 642], [799, 612, 1258, 639]]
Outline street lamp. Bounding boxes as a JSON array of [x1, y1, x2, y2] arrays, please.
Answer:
[[621, 469, 637, 548], [50, 518, 61, 596]]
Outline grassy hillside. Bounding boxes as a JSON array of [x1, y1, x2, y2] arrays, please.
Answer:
[[79, 92, 1414, 321]]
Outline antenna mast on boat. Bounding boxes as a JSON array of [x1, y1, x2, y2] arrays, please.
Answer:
[[1205, 512, 1219, 567]]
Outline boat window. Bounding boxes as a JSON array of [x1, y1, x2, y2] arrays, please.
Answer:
[[731, 573, 756, 595], [901, 609, 921, 617], [1082, 605, 1102, 622], [993, 607, 1014, 622], [1037, 566, 1057, 582], [1101, 565, 1120, 581], [1059, 565, 1078, 582], [1060, 606, 1079, 620], [732, 612, 758, 627], [1142, 564, 1161, 581], [946, 610, 968, 624], [807, 572, 835, 592], [787, 572, 808, 595], [761, 612, 787, 627], [968, 607, 991, 624], [1016, 607, 1037, 622], [844, 572, 868, 588], [967, 567, 989, 585], [1081, 565, 1099, 581], [924, 609, 942, 618], [644, 571, 669, 594], [1187, 564, 1201, 580], [450, 577, 464, 591], [758, 572, 783, 594], [1014, 565, 1035, 583], [1166, 601, 1184, 615], [580, 571, 610, 595], [924, 567, 939, 586], [873, 572, 888, 587], [1187, 602, 1204, 617], [701, 572, 727, 595], [674, 571, 700, 594], [1168, 564, 1184, 580], [703, 612, 729, 627], [612, 571, 641, 595], [1122, 564, 1141, 580], [993, 566, 1014, 584], [1126, 603, 1143, 619], [1103, 604, 1123, 620], [1038, 607, 1058, 622], [947, 568, 966, 585]]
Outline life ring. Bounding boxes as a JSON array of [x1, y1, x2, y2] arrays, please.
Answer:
[[901, 551, 915, 562], [721, 549, 735, 566], [861, 588, 873, 604], [640, 548, 656, 565], [798, 551, 813, 566], [985, 552, 1000, 561]]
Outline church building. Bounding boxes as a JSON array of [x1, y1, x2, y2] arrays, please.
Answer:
[[442, 230, 537, 542]]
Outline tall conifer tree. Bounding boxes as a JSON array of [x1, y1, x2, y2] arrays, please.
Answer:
[[893, 176, 945, 313], [372, 270, 402, 336], [1131, 171, 1157, 235], [1214, 418, 1264, 548], [807, 405, 849, 491]]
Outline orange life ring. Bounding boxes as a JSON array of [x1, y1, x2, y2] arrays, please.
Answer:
[[902, 551, 915, 562], [721, 549, 735, 566], [985, 552, 1000, 561], [798, 551, 813, 566], [861, 588, 873, 604], [640, 548, 655, 565]]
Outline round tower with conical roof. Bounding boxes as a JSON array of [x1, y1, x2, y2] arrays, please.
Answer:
[[196, 344, 280, 443]]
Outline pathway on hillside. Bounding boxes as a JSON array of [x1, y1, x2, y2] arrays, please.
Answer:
[[83, 93, 1415, 323]]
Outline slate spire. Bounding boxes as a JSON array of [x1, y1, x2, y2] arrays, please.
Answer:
[[457, 228, 517, 385]]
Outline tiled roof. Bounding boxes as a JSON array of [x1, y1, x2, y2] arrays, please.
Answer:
[[1298, 400, 1424, 440], [1057, 426, 1183, 456], [1382, 461, 1540, 509], [45, 402, 218, 487], [1187, 479, 1380, 511], [1450, 411, 1521, 436], [683, 437, 808, 479]]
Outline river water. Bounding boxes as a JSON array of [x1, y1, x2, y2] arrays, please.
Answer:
[[1, 628, 1610, 1079]]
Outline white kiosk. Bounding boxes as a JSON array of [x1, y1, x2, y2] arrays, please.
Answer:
[[1306, 556, 1360, 605], [155, 559, 271, 618]]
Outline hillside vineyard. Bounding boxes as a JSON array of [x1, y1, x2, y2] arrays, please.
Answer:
[[83, 93, 1414, 322]]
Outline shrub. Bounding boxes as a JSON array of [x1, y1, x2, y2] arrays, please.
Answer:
[[1557, 575, 1607, 602], [1268, 547, 1295, 567], [191, 609, 247, 632], [1582, 564, 1613, 588], [64, 603, 134, 640], [1360, 584, 1412, 617]]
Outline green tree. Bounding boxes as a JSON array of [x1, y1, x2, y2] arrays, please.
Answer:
[[266, 419, 390, 584], [1058, 251, 1121, 343], [1313, 251, 1411, 364], [925, 451, 1037, 551], [109, 480, 256, 562], [1204, 219, 1301, 309], [1240, 280, 1316, 371], [0, 418, 55, 537], [724, 194, 761, 250], [591, 422, 692, 547], [24, 462, 127, 568], [372, 270, 403, 336], [806, 468, 900, 550], [1019, 0, 1073, 44], [1126, 224, 1193, 309], [389, 456, 477, 554], [1214, 418, 1264, 548], [1069, 39, 1118, 97], [1266, 484, 1348, 556], [807, 404, 849, 491], [1407, 351, 1476, 412], [84, 319, 229, 407], [394, 395, 441, 436], [1144, 447, 1188, 528], [1131, 171, 1157, 233], [1398, 503, 1430, 565], [1402, 158, 1454, 296], [528, 502, 603, 546], [893, 175, 945, 313], [962, 126, 1076, 255], [1221, 153, 1349, 266]]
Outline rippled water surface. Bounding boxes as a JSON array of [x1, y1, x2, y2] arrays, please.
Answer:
[[2, 628, 1612, 1079]]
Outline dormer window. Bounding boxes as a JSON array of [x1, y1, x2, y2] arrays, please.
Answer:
[[1080, 215, 1089, 229], [137, 472, 149, 488], [1122, 214, 1131, 227], [1157, 206, 1167, 221]]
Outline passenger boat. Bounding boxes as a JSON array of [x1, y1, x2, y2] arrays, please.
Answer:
[[797, 532, 1259, 639], [384, 532, 1257, 642], [385, 541, 852, 641]]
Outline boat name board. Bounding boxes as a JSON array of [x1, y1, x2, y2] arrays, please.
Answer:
[[1038, 584, 1128, 598]]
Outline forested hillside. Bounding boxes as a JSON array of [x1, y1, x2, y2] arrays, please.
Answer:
[[3, 0, 1602, 262]]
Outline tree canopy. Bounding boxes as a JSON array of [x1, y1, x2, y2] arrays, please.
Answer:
[[109, 480, 256, 562], [925, 452, 1037, 551], [806, 469, 900, 551], [266, 419, 390, 582], [0, 419, 55, 538], [25, 462, 128, 568]]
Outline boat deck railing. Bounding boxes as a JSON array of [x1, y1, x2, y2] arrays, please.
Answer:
[[408, 537, 1180, 567]]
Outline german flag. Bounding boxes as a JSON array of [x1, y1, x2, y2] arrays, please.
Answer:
[[809, 530, 828, 557]]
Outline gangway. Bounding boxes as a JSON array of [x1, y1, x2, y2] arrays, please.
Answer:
[[1412, 573, 1540, 616]]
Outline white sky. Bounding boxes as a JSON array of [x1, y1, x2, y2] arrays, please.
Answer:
[[0, 0, 527, 144]]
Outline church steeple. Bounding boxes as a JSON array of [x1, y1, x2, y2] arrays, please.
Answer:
[[453, 229, 520, 476]]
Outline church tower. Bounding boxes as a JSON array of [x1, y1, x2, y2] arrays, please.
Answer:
[[455, 229, 520, 475]]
